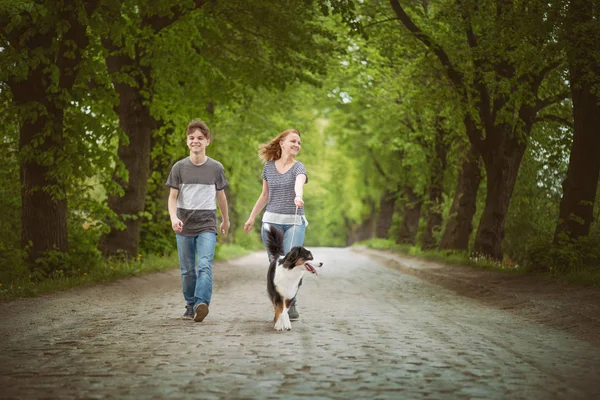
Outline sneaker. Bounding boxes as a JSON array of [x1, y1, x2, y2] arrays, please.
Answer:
[[194, 303, 209, 322], [182, 304, 194, 320], [288, 303, 299, 321]]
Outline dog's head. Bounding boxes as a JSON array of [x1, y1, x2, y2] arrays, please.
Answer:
[[282, 246, 323, 275]]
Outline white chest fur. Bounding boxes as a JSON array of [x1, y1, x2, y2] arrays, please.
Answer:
[[273, 263, 305, 300]]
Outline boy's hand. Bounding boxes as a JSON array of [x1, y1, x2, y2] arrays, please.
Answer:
[[220, 220, 230, 235], [171, 218, 183, 233]]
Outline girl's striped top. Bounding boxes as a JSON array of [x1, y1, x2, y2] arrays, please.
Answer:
[[261, 160, 308, 226]]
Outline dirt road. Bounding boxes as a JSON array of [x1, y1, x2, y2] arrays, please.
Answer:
[[1, 247, 599, 399]]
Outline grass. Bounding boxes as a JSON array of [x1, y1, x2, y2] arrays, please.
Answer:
[[359, 238, 600, 286], [0, 244, 255, 302], [561, 268, 600, 287]]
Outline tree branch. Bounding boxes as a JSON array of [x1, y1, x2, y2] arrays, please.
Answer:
[[389, 0, 464, 91], [56, 1, 101, 91], [533, 114, 573, 128], [141, 0, 206, 33], [535, 91, 570, 112], [369, 148, 388, 179], [363, 17, 398, 30], [455, 0, 494, 131]]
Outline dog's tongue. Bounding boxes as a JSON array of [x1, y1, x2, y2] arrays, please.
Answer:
[[305, 263, 318, 275]]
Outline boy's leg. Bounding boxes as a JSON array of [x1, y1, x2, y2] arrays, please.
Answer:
[[176, 234, 197, 307], [194, 232, 217, 310]]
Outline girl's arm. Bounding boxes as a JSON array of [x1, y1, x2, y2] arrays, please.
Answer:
[[294, 174, 307, 207], [244, 180, 269, 234]]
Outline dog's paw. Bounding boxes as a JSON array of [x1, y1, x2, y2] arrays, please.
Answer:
[[274, 316, 292, 331], [282, 313, 292, 331], [283, 320, 292, 330]]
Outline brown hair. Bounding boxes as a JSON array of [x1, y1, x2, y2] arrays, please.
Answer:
[[186, 119, 210, 140], [258, 129, 300, 162]]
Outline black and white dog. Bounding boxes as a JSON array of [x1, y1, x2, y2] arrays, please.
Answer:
[[264, 224, 323, 331]]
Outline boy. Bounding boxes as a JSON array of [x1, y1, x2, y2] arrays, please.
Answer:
[[166, 119, 230, 322]]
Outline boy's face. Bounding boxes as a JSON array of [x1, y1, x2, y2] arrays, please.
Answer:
[[187, 130, 210, 154]]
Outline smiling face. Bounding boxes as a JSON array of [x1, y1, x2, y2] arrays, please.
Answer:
[[187, 129, 210, 155], [280, 132, 301, 157]]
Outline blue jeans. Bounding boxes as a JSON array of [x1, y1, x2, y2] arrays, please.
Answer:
[[261, 219, 307, 303], [176, 232, 217, 308], [261, 219, 307, 258]]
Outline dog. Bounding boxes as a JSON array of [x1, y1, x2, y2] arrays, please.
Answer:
[[264, 224, 323, 331]]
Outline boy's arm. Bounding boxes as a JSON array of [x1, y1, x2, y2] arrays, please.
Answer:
[[216, 190, 230, 234], [168, 188, 183, 233]]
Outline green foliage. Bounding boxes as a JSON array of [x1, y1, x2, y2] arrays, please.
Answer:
[[215, 243, 254, 261], [525, 228, 600, 278], [0, 253, 178, 301], [359, 238, 396, 250], [1, 0, 598, 296]]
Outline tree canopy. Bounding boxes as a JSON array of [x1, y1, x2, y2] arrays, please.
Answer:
[[1, 0, 599, 282]]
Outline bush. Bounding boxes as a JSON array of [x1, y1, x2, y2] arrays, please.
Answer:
[[525, 231, 600, 275]]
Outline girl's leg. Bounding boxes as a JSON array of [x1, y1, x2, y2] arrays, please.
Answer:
[[282, 219, 306, 253], [282, 220, 306, 319]]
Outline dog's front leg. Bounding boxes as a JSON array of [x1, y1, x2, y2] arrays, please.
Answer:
[[274, 303, 291, 331], [280, 298, 293, 330], [281, 307, 292, 331]]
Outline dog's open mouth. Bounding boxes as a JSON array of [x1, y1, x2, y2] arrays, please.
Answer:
[[304, 263, 318, 275]]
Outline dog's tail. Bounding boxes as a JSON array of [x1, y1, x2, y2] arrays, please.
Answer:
[[264, 223, 285, 262]]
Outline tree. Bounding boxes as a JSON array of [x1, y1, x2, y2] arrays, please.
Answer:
[[439, 145, 481, 251], [421, 116, 449, 249], [389, 0, 565, 259], [1, 0, 100, 267], [554, 0, 600, 242]]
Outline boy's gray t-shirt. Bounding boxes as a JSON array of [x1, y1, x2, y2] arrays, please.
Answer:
[[165, 157, 228, 236]]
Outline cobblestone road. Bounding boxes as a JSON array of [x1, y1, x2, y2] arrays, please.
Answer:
[[1, 247, 600, 399]]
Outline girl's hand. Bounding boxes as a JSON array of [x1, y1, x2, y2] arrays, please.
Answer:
[[294, 196, 304, 208], [243, 217, 254, 234]]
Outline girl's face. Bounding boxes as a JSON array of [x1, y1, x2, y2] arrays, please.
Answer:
[[280, 133, 301, 156]]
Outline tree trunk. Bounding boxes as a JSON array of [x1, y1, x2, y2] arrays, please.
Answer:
[[473, 133, 526, 259], [346, 202, 376, 245], [15, 93, 69, 265], [99, 77, 156, 257], [554, 0, 600, 243], [375, 189, 396, 239], [396, 185, 422, 245], [356, 208, 377, 242], [98, 43, 157, 257], [439, 146, 481, 251], [422, 121, 448, 249]]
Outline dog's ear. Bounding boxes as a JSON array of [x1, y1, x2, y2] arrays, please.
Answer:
[[284, 247, 301, 265]]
